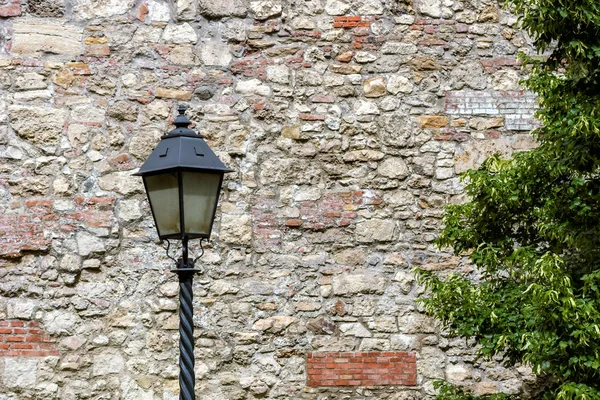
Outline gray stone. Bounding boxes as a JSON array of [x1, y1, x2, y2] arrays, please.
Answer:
[[355, 219, 396, 242], [76, 232, 106, 256], [98, 171, 145, 195], [12, 18, 82, 56], [7, 299, 37, 319], [378, 157, 409, 179], [162, 23, 197, 44], [332, 272, 387, 295], [339, 323, 372, 337], [4, 359, 37, 389], [199, 42, 233, 67], [387, 74, 414, 94], [249, 1, 282, 20], [416, 0, 442, 18], [43, 310, 81, 335], [198, 0, 247, 18], [219, 214, 252, 245], [9, 106, 67, 147], [92, 351, 124, 376], [325, 0, 350, 14]]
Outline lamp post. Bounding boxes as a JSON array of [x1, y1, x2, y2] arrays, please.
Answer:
[[134, 105, 233, 400]]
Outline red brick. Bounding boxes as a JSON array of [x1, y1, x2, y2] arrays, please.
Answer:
[[307, 351, 417, 387], [347, 16, 361, 21], [0, 0, 21, 17], [6, 336, 25, 342]]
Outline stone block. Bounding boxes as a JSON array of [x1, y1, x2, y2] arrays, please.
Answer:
[[332, 272, 387, 295], [12, 18, 82, 56], [355, 219, 396, 242], [4, 359, 37, 389], [72, 0, 136, 19], [9, 106, 67, 147], [198, 0, 247, 18]]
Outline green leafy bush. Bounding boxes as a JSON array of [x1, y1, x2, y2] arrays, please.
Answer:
[[416, 1, 600, 399]]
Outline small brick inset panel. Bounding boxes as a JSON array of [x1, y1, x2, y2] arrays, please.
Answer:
[[0, 320, 59, 357], [445, 90, 539, 131], [307, 351, 417, 387]]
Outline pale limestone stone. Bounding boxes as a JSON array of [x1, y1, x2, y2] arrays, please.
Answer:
[[160, 282, 179, 297], [7, 299, 37, 319], [43, 310, 81, 335], [211, 280, 240, 296], [219, 214, 252, 245], [176, 0, 196, 19], [343, 149, 385, 161], [15, 72, 48, 91], [381, 42, 417, 55], [470, 117, 505, 130], [71, 105, 106, 123], [252, 316, 296, 333], [378, 157, 409, 179], [325, 0, 350, 14], [9, 106, 67, 147], [92, 351, 124, 376], [199, 42, 233, 67], [474, 382, 499, 396], [363, 76, 386, 98], [451, 60, 487, 90], [355, 51, 378, 63], [390, 334, 416, 351], [392, 271, 414, 294], [129, 130, 162, 159], [12, 18, 83, 56], [418, 346, 446, 379], [398, 313, 437, 334], [60, 254, 81, 272], [387, 74, 414, 94], [198, 0, 247, 18], [72, 0, 136, 19], [266, 65, 290, 84], [162, 23, 197, 44], [76, 232, 106, 256], [355, 219, 396, 242], [417, 0, 442, 17], [446, 364, 472, 381], [454, 139, 512, 174], [98, 171, 145, 195], [235, 79, 271, 96], [332, 272, 387, 295], [339, 323, 372, 337], [492, 69, 521, 91], [222, 19, 248, 41], [144, 100, 170, 120], [355, 0, 383, 14], [4, 359, 37, 389], [292, 17, 315, 30], [249, 1, 282, 20], [147, 0, 171, 22], [117, 200, 142, 221], [353, 100, 380, 115]]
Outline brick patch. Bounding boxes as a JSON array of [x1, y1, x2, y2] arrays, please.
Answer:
[[307, 351, 417, 387], [445, 90, 539, 131], [0, 320, 59, 357]]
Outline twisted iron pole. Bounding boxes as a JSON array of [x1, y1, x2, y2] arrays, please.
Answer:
[[177, 236, 195, 400]]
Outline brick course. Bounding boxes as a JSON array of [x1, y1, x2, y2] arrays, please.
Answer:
[[307, 351, 417, 387], [0, 320, 58, 357]]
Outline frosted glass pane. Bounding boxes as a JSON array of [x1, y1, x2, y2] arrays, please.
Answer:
[[145, 172, 181, 237], [182, 171, 221, 236]]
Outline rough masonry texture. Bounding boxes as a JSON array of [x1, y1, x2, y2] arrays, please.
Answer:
[[0, 0, 539, 398]]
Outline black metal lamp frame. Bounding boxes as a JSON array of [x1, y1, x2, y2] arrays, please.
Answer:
[[134, 105, 233, 400]]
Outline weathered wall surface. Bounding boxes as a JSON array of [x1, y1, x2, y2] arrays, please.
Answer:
[[0, 0, 538, 398]]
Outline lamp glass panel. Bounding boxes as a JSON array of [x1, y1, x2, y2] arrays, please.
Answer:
[[144, 172, 181, 237], [182, 171, 221, 236]]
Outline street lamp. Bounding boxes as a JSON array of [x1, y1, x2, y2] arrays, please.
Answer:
[[134, 105, 233, 400]]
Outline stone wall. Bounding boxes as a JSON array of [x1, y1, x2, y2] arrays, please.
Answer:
[[0, 0, 538, 398]]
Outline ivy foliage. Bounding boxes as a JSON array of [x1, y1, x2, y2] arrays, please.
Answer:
[[416, 0, 600, 399]]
